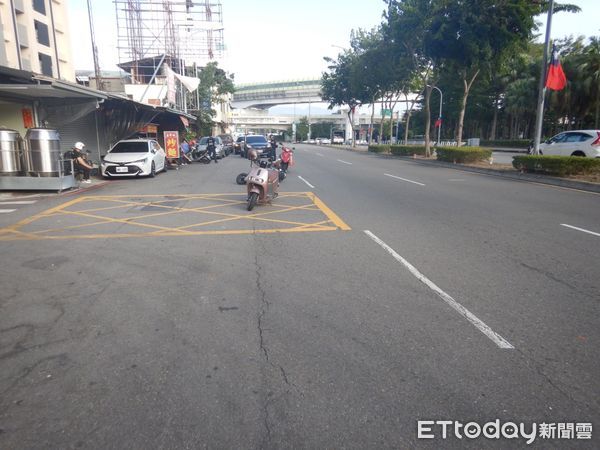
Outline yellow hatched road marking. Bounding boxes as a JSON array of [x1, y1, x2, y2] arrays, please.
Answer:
[[0, 192, 351, 240], [308, 192, 351, 230]]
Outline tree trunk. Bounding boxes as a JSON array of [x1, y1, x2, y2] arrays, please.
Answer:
[[424, 85, 432, 157], [456, 70, 480, 146], [389, 109, 395, 144], [404, 110, 412, 145], [456, 86, 468, 144], [489, 96, 499, 140], [403, 91, 418, 145], [595, 94, 599, 129], [347, 110, 353, 147], [350, 108, 356, 147], [369, 101, 375, 144], [509, 115, 514, 139], [380, 99, 386, 143]]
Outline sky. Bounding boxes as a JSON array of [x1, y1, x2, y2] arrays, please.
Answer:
[[69, 0, 599, 116], [70, 0, 600, 83], [69, 0, 386, 82]]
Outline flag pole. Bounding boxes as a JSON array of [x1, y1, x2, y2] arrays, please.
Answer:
[[532, 0, 555, 155]]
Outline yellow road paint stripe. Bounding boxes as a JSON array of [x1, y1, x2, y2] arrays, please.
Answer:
[[170, 209, 330, 231], [56, 209, 180, 233], [0, 227, 342, 241], [0, 192, 351, 240], [307, 193, 351, 230], [0, 195, 85, 232], [75, 202, 141, 214]]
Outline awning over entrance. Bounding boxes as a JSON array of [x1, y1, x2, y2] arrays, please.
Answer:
[[0, 74, 107, 102]]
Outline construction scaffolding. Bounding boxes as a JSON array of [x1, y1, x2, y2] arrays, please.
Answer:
[[114, 0, 224, 63], [113, 1, 224, 114]]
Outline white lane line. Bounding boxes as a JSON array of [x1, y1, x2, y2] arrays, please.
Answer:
[[364, 230, 514, 349], [298, 176, 315, 189], [337, 159, 353, 165], [0, 201, 37, 205], [316, 153, 324, 157], [384, 173, 425, 186], [0, 209, 17, 213], [561, 224, 600, 238]]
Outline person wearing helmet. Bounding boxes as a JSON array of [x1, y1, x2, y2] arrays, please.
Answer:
[[268, 136, 278, 160], [206, 135, 218, 163], [72, 142, 93, 183]]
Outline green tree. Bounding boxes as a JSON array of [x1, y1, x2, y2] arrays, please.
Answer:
[[322, 43, 373, 146], [192, 62, 235, 135], [575, 37, 600, 128], [291, 117, 309, 142], [310, 121, 336, 139], [424, 0, 541, 145], [387, 0, 437, 153]]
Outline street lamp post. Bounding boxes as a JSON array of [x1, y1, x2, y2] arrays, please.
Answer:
[[533, 0, 555, 155], [428, 85, 443, 146]]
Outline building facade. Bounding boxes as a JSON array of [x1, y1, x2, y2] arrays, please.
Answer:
[[0, 0, 75, 81]]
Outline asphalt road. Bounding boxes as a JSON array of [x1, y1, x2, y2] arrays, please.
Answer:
[[0, 145, 598, 448]]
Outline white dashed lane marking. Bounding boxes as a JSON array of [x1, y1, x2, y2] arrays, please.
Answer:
[[298, 176, 315, 189], [384, 173, 425, 186], [364, 230, 514, 349], [561, 224, 600, 238]]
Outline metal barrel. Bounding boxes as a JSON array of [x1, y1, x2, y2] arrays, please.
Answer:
[[24, 128, 61, 177], [0, 128, 23, 176]]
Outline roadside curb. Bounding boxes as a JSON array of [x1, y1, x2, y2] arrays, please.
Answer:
[[60, 179, 112, 196], [325, 144, 600, 194], [394, 156, 600, 193]]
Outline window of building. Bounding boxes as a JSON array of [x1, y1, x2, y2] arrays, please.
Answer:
[[38, 52, 53, 76], [33, 0, 46, 15], [34, 20, 50, 46]]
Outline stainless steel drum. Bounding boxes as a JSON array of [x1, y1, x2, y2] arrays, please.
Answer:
[[24, 128, 61, 176], [0, 128, 22, 176]]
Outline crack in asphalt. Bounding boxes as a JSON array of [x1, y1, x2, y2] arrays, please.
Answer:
[[0, 353, 69, 397], [518, 262, 598, 303], [516, 348, 600, 415], [255, 251, 270, 363], [254, 250, 274, 446], [253, 230, 294, 446]]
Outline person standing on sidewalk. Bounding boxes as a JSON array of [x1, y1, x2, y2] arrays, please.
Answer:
[[207, 136, 218, 163]]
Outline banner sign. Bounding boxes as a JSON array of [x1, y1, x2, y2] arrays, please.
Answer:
[[22, 108, 34, 128], [381, 108, 392, 117], [164, 131, 180, 159]]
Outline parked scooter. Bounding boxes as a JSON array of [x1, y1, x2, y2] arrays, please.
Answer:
[[244, 151, 280, 211], [190, 145, 212, 164], [237, 153, 285, 185], [235, 151, 257, 185]]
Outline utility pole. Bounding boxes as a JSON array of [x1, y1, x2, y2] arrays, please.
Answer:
[[308, 101, 312, 140], [87, 0, 103, 90], [533, 0, 555, 155]]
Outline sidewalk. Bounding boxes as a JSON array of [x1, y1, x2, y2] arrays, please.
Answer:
[[485, 146, 528, 153], [327, 144, 600, 194], [0, 176, 110, 199]]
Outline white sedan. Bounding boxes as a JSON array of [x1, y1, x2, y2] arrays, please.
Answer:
[[538, 130, 600, 157], [101, 139, 167, 178]]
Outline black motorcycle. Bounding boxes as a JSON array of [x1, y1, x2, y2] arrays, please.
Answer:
[[190, 145, 212, 164]]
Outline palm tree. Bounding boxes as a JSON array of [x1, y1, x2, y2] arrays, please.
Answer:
[[577, 37, 600, 128]]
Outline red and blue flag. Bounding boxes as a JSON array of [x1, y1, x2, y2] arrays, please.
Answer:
[[546, 45, 567, 91]]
